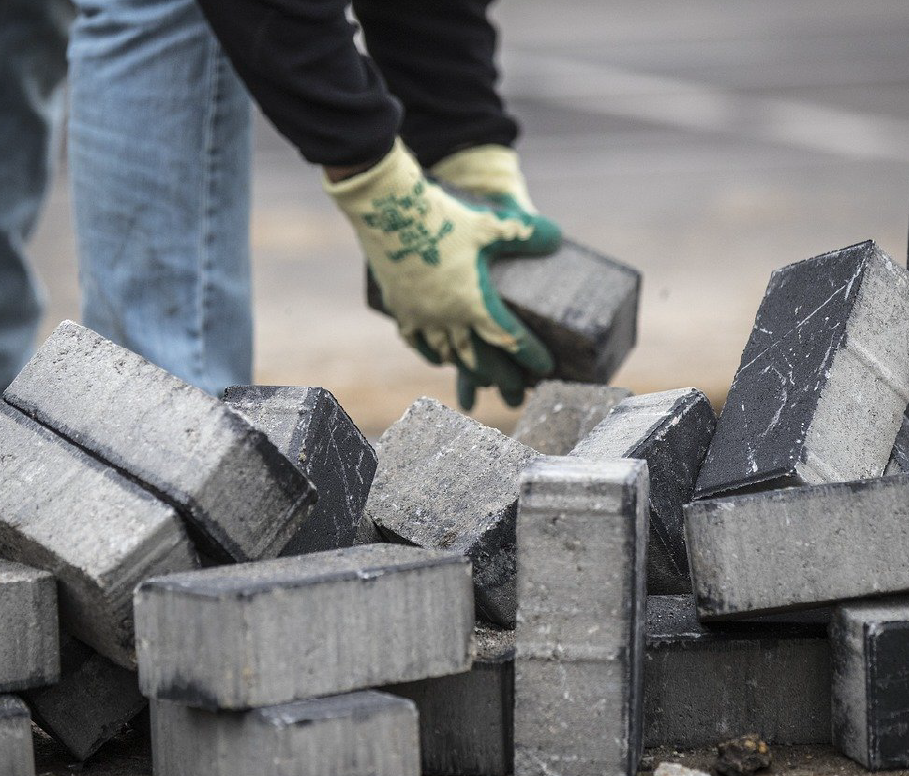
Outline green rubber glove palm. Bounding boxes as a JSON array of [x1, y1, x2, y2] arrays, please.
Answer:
[[326, 140, 558, 398], [430, 144, 563, 409]]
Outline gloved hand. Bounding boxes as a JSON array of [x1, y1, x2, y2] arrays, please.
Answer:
[[430, 144, 563, 409], [326, 139, 558, 408]]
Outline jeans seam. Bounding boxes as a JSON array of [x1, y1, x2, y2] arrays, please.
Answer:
[[196, 34, 221, 382]]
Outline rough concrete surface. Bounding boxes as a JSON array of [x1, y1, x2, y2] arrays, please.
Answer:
[[686, 474, 909, 619], [23, 634, 147, 762], [135, 544, 474, 709], [515, 457, 648, 776], [223, 385, 377, 554], [387, 624, 515, 776], [366, 397, 540, 625], [0, 696, 35, 776], [831, 597, 909, 770], [512, 380, 632, 455], [0, 560, 58, 693], [151, 692, 420, 776], [5, 321, 317, 562], [571, 388, 716, 594], [645, 595, 831, 748], [696, 241, 909, 499], [0, 402, 197, 668]]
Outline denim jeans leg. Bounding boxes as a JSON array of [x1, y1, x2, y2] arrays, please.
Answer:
[[0, 0, 70, 389], [68, 0, 253, 395]]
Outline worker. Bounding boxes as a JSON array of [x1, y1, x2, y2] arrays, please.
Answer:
[[194, 0, 563, 409]]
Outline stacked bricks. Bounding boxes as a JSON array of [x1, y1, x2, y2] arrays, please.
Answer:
[[138, 544, 474, 775], [22, 634, 147, 761], [0, 561, 58, 693], [368, 239, 641, 383], [685, 475, 909, 619], [570, 388, 715, 594], [223, 386, 377, 554], [365, 397, 540, 626], [151, 693, 420, 776], [388, 625, 516, 776], [695, 241, 909, 499], [832, 598, 909, 770], [0, 696, 35, 776], [512, 380, 632, 455], [515, 457, 648, 776], [5, 320, 317, 562], [644, 595, 831, 747], [0, 402, 197, 667]]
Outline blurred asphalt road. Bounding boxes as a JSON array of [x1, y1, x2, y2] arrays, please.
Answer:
[[28, 0, 909, 436]]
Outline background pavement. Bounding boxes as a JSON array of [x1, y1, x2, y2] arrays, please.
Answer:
[[28, 0, 909, 436]]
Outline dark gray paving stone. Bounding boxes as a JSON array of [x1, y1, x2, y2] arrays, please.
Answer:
[[0, 561, 58, 693], [365, 397, 540, 626], [223, 386, 377, 554], [151, 691, 419, 776], [0, 402, 197, 668], [515, 457, 648, 776], [367, 238, 640, 384], [832, 598, 909, 770], [644, 595, 831, 748], [686, 475, 909, 619], [0, 696, 35, 776], [22, 634, 147, 762], [135, 544, 474, 709], [570, 388, 716, 594], [695, 241, 909, 499], [512, 381, 632, 455], [387, 625, 515, 776], [4, 321, 317, 563]]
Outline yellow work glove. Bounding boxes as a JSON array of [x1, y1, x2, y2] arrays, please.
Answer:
[[326, 140, 558, 407], [430, 144, 564, 409]]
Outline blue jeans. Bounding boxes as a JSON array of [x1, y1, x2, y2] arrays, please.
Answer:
[[0, 0, 70, 389], [69, 0, 253, 394]]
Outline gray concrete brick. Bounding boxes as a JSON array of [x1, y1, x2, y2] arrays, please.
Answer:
[[512, 381, 632, 455], [886, 409, 909, 474], [832, 598, 909, 770], [151, 691, 419, 776], [0, 561, 58, 692], [223, 386, 377, 554], [365, 397, 540, 626], [22, 634, 147, 761], [515, 457, 648, 776], [570, 388, 716, 594], [686, 475, 909, 619], [644, 595, 831, 748], [387, 624, 515, 776], [135, 544, 474, 709], [5, 321, 317, 562], [0, 402, 197, 668], [0, 696, 34, 776], [695, 241, 909, 499], [367, 239, 640, 383]]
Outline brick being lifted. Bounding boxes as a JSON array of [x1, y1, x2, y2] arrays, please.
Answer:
[[5, 321, 317, 562], [696, 241, 909, 499], [368, 239, 640, 384]]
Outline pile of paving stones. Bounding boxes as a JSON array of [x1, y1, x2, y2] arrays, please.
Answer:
[[3, 238, 909, 776]]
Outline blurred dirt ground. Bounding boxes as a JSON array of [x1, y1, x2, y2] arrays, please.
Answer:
[[27, 0, 909, 439]]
